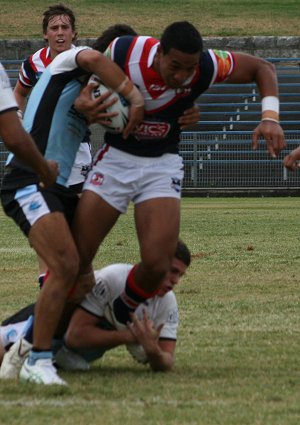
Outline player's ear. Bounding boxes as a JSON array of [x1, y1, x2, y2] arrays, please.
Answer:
[[156, 44, 163, 59], [72, 31, 78, 42]]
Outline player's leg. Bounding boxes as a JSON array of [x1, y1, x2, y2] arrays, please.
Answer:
[[112, 152, 183, 325], [28, 212, 79, 349], [18, 212, 79, 385], [72, 189, 121, 276], [135, 197, 180, 292], [1, 303, 35, 326], [112, 198, 180, 324], [72, 144, 133, 280]]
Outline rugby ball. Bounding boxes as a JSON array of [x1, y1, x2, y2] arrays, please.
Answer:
[[88, 74, 129, 133]]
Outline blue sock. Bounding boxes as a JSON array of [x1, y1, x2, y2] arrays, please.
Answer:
[[27, 349, 53, 365]]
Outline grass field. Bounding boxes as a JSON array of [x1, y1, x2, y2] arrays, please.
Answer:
[[1, 198, 300, 425], [1, 1, 300, 423], [0, 0, 300, 38]]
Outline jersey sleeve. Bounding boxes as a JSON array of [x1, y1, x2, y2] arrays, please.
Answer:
[[155, 292, 179, 340], [0, 63, 18, 113], [18, 57, 37, 88], [80, 264, 132, 317], [206, 49, 235, 84], [80, 277, 111, 317], [107, 36, 136, 69]]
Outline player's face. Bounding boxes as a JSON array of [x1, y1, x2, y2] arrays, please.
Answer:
[[44, 15, 75, 58], [157, 257, 188, 297], [157, 47, 200, 89]]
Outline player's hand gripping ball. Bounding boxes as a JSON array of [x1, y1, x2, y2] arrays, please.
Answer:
[[89, 74, 129, 133]]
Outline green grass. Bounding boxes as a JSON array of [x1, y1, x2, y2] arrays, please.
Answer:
[[1, 198, 300, 424], [0, 0, 299, 38]]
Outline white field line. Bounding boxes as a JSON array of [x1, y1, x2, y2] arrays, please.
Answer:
[[0, 397, 229, 408], [0, 248, 32, 253]]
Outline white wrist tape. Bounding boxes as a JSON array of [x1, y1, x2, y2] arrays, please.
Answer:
[[116, 77, 144, 108], [262, 96, 279, 114], [261, 96, 279, 122], [17, 109, 23, 120], [116, 76, 130, 94]]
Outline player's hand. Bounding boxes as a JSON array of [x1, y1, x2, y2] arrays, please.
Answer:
[[283, 146, 300, 171], [252, 120, 286, 158], [178, 104, 200, 129], [283, 154, 299, 171], [127, 310, 163, 351], [39, 160, 59, 188], [122, 105, 144, 140], [74, 83, 119, 124]]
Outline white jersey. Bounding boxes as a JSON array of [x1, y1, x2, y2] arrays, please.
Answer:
[[81, 263, 179, 340], [0, 63, 18, 113]]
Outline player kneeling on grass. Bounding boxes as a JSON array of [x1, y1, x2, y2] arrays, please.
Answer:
[[0, 240, 191, 372]]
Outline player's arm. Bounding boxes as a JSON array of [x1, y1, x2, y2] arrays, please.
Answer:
[[226, 52, 285, 157], [76, 49, 144, 138], [0, 110, 58, 187], [65, 307, 136, 350], [128, 310, 176, 372], [13, 81, 31, 114]]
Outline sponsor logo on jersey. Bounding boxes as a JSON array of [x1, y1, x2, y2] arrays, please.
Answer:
[[175, 87, 192, 96], [90, 172, 104, 186], [135, 121, 170, 139]]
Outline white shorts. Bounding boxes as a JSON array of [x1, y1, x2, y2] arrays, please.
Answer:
[[67, 142, 92, 186], [83, 145, 184, 213]]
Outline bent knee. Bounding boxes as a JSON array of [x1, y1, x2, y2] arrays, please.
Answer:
[[47, 248, 80, 282]]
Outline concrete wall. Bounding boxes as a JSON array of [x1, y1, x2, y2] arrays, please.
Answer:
[[1, 36, 300, 60]]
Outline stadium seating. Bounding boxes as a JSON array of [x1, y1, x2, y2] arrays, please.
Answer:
[[1, 57, 300, 195]]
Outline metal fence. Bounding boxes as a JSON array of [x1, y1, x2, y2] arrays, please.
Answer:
[[1, 57, 300, 195]]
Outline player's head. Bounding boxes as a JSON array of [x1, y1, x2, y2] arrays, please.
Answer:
[[42, 4, 77, 56], [174, 239, 191, 267], [155, 21, 202, 89], [160, 21, 203, 55], [93, 24, 137, 53], [157, 239, 191, 296]]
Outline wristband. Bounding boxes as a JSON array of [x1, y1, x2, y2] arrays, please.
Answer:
[[261, 117, 279, 124], [261, 96, 279, 121]]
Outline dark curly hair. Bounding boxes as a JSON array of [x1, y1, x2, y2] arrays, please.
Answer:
[[93, 24, 137, 52], [160, 21, 202, 55], [42, 4, 77, 39]]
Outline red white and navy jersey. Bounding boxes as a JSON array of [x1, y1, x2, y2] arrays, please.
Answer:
[[105, 35, 235, 157], [18, 47, 52, 88], [0, 62, 18, 114]]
